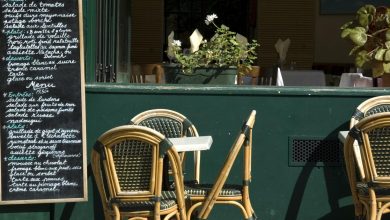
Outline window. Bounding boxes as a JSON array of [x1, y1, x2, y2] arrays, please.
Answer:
[[95, 0, 131, 82], [94, 0, 252, 83]]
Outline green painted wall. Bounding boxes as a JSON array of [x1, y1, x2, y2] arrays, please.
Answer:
[[1, 83, 390, 219], [60, 84, 390, 220]]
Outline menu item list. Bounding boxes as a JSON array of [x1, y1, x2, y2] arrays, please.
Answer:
[[0, 0, 85, 203]]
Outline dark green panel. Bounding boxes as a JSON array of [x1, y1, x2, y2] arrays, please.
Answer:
[[79, 83, 390, 220], [3, 83, 390, 219], [0, 204, 51, 219]]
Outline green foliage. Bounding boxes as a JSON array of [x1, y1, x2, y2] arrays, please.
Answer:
[[169, 15, 259, 75], [340, 4, 390, 77]]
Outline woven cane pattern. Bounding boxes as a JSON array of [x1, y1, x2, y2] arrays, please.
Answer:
[[184, 184, 242, 197], [112, 140, 153, 191], [369, 127, 390, 177], [366, 104, 390, 117], [117, 191, 177, 211], [139, 117, 183, 138]]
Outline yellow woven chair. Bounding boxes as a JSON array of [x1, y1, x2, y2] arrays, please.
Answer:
[[131, 64, 164, 83], [344, 112, 390, 220], [130, 109, 201, 185], [185, 110, 257, 220], [345, 96, 390, 219], [91, 125, 187, 220], [350, 95, 390, 128]]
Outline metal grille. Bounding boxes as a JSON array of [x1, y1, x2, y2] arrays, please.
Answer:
[[289, 137, 341, 166]]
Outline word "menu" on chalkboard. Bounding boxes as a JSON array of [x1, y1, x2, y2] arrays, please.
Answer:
[[0, 0, 86, 204]]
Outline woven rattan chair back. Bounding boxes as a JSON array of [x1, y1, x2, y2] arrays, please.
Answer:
[[350, 95, 390, 128], [192, 110, 256, 219], [345, 96, 390, 219], [345, 112, 390, 220], [91, 125, 187, 220], [130, 109, 201, 183]]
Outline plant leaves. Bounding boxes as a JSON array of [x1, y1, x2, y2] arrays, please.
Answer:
[[385, 50, 390, 61], [341, 29, 351, 38], [375, 48, 386, 61], [357, 4, 376, 15], [349, 32, 367, 46], [386, 29, 390, 41], [349, 45, 362, 55], [355, 50, 369, 67], [358, 14, 370, 27], [372, 63, 384, 77], [384, 62, 390, 73], [355, 27, 367, 32], [340, 21, 353, 29]]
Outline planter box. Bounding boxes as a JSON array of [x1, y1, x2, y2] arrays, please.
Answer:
[[163, 65, 237, 84]]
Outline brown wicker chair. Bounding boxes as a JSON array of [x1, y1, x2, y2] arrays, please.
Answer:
[[258, 66, 277, 86], [129, 109, 201, 185], [344, 112, 390, 220], [131, 63, 164, 83], [185, 110, 257, 220], [91, 125, 187, 220], [237, 66, 260, 85], [345, 95, 390, 219], [350, 95, 390, 128]]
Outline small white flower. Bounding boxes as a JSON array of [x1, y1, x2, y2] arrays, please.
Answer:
[[172, 40, 182, 47], [205, 14, 218, 25]]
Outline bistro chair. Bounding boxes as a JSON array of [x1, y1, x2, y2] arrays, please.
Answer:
[[344, 112, 390, 220], [345, 95, 390, 218], [131, 63, 164, 83], [91, 125, 187, 220], [258, 66, 277, 86], [350, 95, 390, 128], [237, 66, 260, 85], [129, 109, 201, 185], [185, 110, 257, 220]]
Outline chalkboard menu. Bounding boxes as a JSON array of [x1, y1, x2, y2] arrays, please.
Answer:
[[0, 0, 86, 204]]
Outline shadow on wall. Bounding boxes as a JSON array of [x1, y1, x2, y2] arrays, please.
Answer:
[[285, 121, 354, 220]]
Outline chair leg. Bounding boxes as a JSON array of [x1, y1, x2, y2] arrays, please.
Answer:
[[112, 204, 120, 220], [369, 190, 377, 220], [187, 202, 203, 220], [376, 202, 390, 220], [164, 211, 179, 220]]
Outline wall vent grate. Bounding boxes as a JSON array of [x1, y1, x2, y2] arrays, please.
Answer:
[[289, 137, 341, 167]]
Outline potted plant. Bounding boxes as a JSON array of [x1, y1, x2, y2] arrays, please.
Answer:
[[340, 4, 390, 85], [165, 14, 259, 84]]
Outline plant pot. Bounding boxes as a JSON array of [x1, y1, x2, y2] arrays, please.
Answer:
[[163, 65, 237, 84]]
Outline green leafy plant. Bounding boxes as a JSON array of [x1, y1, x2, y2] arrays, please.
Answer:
[[340, 4, 390, 77], [169, 14, 259, 75]]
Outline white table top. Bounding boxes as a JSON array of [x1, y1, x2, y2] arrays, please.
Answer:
[[170, 136, 213, 152], [338, 130, 348, 143]]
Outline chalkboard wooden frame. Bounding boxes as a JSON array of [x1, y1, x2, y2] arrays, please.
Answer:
[[0, 0, 87, 204]]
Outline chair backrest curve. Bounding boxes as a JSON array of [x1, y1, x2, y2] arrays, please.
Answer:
[[197, 110, 256, 218]]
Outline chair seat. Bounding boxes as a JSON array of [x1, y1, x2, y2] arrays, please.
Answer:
[[357, 182, 390, 196], [184, 183, 242, 197], [116, 191, 178, 211]]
